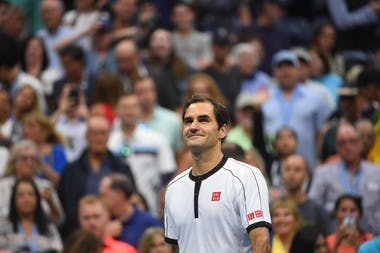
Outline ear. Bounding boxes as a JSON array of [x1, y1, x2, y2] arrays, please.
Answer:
[[219, 124, 228, 140]]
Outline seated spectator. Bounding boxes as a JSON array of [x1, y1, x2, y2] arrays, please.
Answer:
[[0, 33, 47, 113], [292, 47, 336, 112], [0, 90, 13, 147], [52, 45, 96, 112], [23, 112, 67, 185], [326, 194, 374, 253], [10, 85, 41, 144], [282, 155, 330, 235], [171, 2, 212, 71], [233, 42, 271, 95], [262, 50, 332, 168], [309, 48, 343, 103], [309, 123, 380, 235], [20, 35, 60, 96], [270, 199, 320, 253], [51, 84, 88, 162], [58, 115, 135, 238], [99, 173, 163, 248], [78, 195, 137, 253], [0, 179, 62, 252], [0, 140, 64, 225], [62, 0, 101, 51], [108, 93, 175, 215], [133, 76, 183, 156], [92, 73, 124, 112], [203, 27, 241, 107], [320, 86, 361, 162], [2, 6, 26, 41], [310, 20, 344, 75], [143, 28, 188, 110], [138, 227, 173, 253], [109, 39, 148, 92], [62, 229, 102, 253]]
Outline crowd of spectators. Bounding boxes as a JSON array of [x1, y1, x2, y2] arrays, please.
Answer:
[[0, 0, 380, 252]]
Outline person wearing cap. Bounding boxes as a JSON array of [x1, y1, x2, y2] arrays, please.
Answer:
[[203, 27, 241, 107], [292, 47, 336, 112], [261, 50, 332, 169]]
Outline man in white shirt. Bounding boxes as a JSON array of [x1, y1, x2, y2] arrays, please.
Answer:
[[164, 95, 271, 253]]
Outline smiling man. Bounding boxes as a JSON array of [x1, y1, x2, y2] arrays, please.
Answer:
[[164, 95, 271, 253]]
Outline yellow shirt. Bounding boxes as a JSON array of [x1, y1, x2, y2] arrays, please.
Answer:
[[271, 235, 287, 253], [369, 119, 380, 165]]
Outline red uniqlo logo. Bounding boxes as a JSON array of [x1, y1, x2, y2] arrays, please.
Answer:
[[247, 212, 255, 220], [211, 192, 221, 201], [255, 210, 263, 218]]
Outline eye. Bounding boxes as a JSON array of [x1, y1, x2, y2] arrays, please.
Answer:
[[183, 118, 193, 125], [198, 116, 210, 123]]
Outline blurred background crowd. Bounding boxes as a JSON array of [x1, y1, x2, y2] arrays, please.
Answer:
[[0, 0, 380, 252]]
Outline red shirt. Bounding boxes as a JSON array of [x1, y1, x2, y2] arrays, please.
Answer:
[[102, 236, 137, 253]]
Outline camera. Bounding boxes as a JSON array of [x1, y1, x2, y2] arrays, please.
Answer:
[[342, 216, 357, 229]]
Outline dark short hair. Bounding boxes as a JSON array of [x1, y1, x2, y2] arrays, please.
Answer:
[[108, 173, 135, 199], [59, 45, 86, 64], [333, 194, 363, 217], [275, 126, 298, 142], [182, 95, 230, 129]]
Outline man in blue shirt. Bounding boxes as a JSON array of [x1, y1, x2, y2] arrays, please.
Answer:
[[262, 50, 332, 168], [99, 173, 163, 248]]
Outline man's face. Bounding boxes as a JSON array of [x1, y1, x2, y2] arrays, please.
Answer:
[[115, 46, 137, 75], [117, 95, 140, 127], [86, 118, 110, 155], [182, 102, 227, 154], [282, 156, 307, 191], [79, 202, 109, 239], [274, 62, 299, 89], [238, 51, 258, 76], [41, 0, 62, 31], [133, 78, 157, 110], [336, 125, 362, 163], [61, 55, 83, 80], [172, 5, 194, 31], [99, 178, 120, 213], [14, 147, 39, 179], [112, 0, 137, 22]]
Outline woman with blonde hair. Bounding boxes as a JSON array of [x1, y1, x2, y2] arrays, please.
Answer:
[[23, 112, 67, 185], [139, 227, 173, 253], [271, 199, 320, 253]]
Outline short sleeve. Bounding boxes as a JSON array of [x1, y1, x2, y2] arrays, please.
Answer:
[[164, 188, 178, 244], [237, 168, 272, 233]]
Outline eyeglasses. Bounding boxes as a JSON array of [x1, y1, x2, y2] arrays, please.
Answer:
[[16, 155, 39, 162], [336, 138, 359, 146]]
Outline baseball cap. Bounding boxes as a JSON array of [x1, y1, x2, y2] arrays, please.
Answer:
[[291, 47, 311, 65], [338, 85, 358, 97], [212, 27, 233, 45], [272, 50, 299, 68], [235, 93, 255, 110]]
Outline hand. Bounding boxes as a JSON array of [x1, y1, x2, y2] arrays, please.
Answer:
[[40, 187, 53, 204], [252, 88, 269, 108], [138, 3, 157, 25], [105, 220, 123, 237], [371, 2, 380, 12], [58, 84, 75, 113]]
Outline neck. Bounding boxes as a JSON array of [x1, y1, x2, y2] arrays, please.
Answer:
[[121, 123, 136, 138], [88, 150, 106, 171], [177, 26, 193, 35], [278, 231, 296, 251], [281, 86, 295, 98], [343, 159, 361, 173], [191, 147, 224, 176], [286, 188, 307, 203], [141, 106, 153, 121]]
